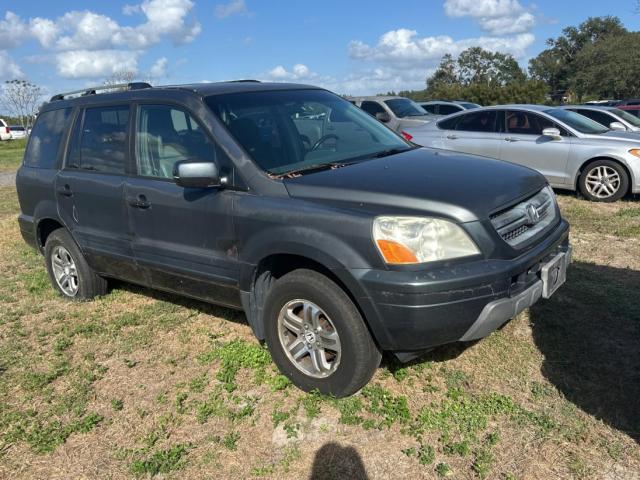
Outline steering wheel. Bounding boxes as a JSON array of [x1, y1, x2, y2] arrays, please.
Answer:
[[310, 134, 339, 151]]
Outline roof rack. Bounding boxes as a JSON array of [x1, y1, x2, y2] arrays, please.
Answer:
[[50, 82, 152, 102], [228, 79, 261, 83]]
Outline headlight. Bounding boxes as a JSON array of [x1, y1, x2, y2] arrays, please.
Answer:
[[629, 149, 640, 158], [373, 216, 480, 265]]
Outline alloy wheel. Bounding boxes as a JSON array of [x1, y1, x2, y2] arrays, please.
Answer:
[[277, 299, 342, 378]]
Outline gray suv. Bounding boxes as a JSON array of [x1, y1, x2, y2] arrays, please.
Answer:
[[348, 96, 438, 133], [16, 82, 571, 396]]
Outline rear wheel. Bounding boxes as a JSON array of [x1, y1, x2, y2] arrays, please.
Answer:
[[579, 159, 628, 202], [264, 269, 381, 397], [44, 229, 107, 300]]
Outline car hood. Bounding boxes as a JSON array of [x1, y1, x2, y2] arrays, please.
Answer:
[[283, 148, 546, 223]]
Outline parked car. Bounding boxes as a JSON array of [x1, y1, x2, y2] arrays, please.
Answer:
[[0, 119, 11, 141], [613, 99, 640, 107], [560, 105, 640, 133], [9, 125, 26, 139], [348, 96, 438, 133], [419, 100, 481, 115], [405, 105, 640, 202], [16, 83, 571, 397], [617, 105, 640, 118]]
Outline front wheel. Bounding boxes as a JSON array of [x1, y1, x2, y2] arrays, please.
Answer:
[[44, 229, 107, 300], [264, 269, 381, 397], [579, 160, 629, 202]]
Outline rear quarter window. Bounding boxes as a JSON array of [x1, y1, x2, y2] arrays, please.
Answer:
[[23, 108, 72, 169], [437, 115, 461, 130]]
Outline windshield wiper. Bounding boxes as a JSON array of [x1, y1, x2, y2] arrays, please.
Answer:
[[370, 147, 414, 159], [274, 160, 357, 178]]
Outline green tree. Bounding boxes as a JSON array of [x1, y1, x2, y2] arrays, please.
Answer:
[[426, 47, 526, 94], [572, 32, 640, 99], [529, 16, 627, 92], [457, 47, 525, 85]]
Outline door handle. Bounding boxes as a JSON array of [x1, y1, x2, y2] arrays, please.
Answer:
[[446, 134, 458, 140], [128, 194, 151, 209], [504, 137, 520, 142], [56, 185, 73, 197]]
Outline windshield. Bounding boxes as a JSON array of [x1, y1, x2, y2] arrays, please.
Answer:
[[458, 102, 480, 109], [206, 89, 411, 175], [384, 98, 429, 118], [611, 108, 640, 128], [544, 108, 609, 134]]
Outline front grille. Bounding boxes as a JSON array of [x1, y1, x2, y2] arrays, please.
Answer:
[[490, 187, 558, 248]]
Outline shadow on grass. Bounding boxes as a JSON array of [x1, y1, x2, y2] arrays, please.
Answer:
[[530, 261, 640, 443], [310, 442, 368, 480], [110, 279, 249, 327]]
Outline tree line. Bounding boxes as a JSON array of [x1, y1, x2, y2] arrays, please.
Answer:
[[398, 16, 640, 105]]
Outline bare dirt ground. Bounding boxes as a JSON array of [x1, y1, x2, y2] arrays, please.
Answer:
[[0, 184, 638, 480]]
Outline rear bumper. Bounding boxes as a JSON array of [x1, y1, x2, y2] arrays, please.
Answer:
[[347, 219, 570, 352], [18, 214, 38, 250]]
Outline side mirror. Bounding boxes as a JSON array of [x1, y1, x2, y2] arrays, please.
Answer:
[[173, 161, 224, 188], [375, 111, 391, 123], [542, 127, 562, 139], [609, 121, 626, 131]]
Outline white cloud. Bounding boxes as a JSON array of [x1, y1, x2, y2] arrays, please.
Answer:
[[55, 50, 139, 78], [149, 57, 168, 78], [122, 4, 141, 15], [215, 0, 249, 19], [0, 1, 201, 80], [266, 63, 317, 81], [443, 0, 535, 35], [29, 18, 60, 48], [0, 51, 24, 79], [0, 12, 29, 49], [349, 29, 534, 68]]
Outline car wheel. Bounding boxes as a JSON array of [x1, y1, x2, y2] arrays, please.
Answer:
[[264, 269, 381, 397], [44, 229, 107, 300], [579, 160, 629, 202]]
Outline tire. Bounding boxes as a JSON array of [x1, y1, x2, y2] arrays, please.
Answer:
[[579, 159, 629, 202], [264, 269, 381, 397], [44, 229, 107, 300]]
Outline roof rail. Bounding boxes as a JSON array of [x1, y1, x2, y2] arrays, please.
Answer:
[[50, 82, 153, 102], [228, 79, 261, 83]]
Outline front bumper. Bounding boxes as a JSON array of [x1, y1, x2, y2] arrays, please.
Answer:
[[348, 219, 570, 352]]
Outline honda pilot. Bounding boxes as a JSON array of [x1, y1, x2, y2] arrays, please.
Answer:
[[16, 81, 571, 397]]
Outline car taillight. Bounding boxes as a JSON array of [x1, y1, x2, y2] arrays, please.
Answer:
[[400, 131, 413, 141], [4, 127, 9, 134]]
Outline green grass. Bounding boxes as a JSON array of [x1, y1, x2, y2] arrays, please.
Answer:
[[0, 138, 25, 172], [559, 195, 640, 237]]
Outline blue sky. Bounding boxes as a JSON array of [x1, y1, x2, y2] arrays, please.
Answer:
[[0, 0, 637, 97]]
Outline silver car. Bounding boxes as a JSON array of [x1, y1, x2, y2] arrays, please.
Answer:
[[348, 96, 439, 133], [559, 105, 640, 133], [405, 105, 640, 202]]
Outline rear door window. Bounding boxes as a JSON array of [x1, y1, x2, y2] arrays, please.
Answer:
[[421, 104, 437, 114], [360, 101, 386, 117], [455, 111, 498, 133], [23, 108, 72, 169], [68, 105, 130, 174]]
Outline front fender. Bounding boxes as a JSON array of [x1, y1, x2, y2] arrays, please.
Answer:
[[237, 224, 374, 291]]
